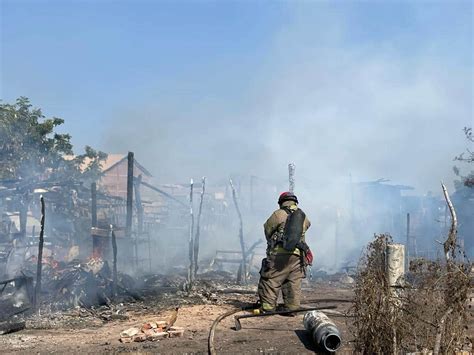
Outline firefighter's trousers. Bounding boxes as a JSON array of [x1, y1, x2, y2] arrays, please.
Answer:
[[257, 253, 304, 311]]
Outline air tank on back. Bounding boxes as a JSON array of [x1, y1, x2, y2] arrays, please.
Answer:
[[303, 311, 342, 353]]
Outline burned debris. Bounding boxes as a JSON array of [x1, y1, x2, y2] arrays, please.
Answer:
[[0, 157, 472, 354], [0, 98, 472, 353]]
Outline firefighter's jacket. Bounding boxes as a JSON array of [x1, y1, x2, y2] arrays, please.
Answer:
[[263, 200, 311, 256]]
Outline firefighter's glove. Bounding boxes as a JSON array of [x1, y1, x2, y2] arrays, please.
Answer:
[[305, 249, 314, 266]]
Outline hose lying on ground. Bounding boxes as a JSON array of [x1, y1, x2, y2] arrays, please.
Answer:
[[208, 300, 349, 355], [302, 298, 353, 304], [208, 305, 255, 355]]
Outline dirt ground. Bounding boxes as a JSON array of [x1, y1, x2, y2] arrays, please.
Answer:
[[0, 282, 355, 354], [2, 279, 472, 354]]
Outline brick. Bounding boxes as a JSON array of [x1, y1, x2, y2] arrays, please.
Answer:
[[120, 327, 140, 338], [146, 332, 169, 341], [141, 323, 152, 331], [156, 320, 167, 328], [132, 333, 147, 342], [120, 337, 133, 343], [143, 329, 155, 337], [168, 326, 184, 338]]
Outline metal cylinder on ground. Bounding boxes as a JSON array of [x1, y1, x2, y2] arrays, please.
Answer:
[[303, 311, 342, 352]]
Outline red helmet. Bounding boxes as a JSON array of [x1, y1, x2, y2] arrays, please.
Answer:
[[278, 191, 298, 205]]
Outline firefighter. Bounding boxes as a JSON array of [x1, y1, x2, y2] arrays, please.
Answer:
[[257, 192, 313, 313]]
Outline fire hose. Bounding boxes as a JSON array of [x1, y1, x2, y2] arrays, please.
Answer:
[[208, 299, 348, 355], [208, 305, 254, 355], [233, 305, 337, 331]]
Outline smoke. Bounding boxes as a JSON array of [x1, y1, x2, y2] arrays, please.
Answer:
[[103, 3, 472, 270], [105, 5, 471, 187]]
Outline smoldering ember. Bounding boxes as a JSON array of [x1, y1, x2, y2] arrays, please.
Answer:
[[0, 2, 473, 354]]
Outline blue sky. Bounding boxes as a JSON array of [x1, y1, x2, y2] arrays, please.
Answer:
[[1, 0, 289, 143], [1, 0, 473, 191]]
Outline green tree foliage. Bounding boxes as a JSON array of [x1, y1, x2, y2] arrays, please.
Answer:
[[0, 97, 107, 183]]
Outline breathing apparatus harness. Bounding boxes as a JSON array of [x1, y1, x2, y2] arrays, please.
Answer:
[[269, 206, 313, 269]]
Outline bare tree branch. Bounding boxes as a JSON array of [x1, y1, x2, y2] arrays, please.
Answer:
[[440, 182, 457, 261], [433, 308, 453, 355]]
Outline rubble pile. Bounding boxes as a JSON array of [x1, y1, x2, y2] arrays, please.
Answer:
[[0, 275, 33, 333], [15, 257, 138, 311], [120, 307, 184, 343], [140, 270, 257, 306], [120, 323, 185, 343]]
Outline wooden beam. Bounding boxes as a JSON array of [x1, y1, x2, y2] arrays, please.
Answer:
[[193, 177, 206, 279], [187, 179, 195, 287], [126, 152, 134, 239], [34, 196, 45, 309], [137, 179, 187, 207], [111, 226, 118, 297], [230, 179, 246, 285]]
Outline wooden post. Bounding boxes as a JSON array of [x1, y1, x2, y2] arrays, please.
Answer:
[[126, 152, 135, 268], [91, 182, 97, 228], [34, 196, 45, 309], [133, 175, 144, 237], [19, 195, 28, 239], [334, 209, 340, 270], [405, 213, 410, 268], [187, 179, 195, 287], [386, 243, 405, 288], [111, 225, 118, 297], [386, 242, 405, 354], [193, 177, 206, 279], [126, 152, 134, 238], [230, 179, 246, 284], [91, 183, 99, 258], [134, 174, 146, 271], [288, 163, 295, 192]]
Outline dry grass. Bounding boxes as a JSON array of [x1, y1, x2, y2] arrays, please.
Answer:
[[351, 234, 472, 354]]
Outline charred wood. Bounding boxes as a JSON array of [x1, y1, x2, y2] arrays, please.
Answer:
[[126, 152, 134, 240], [229, 179, 246, 285], [187, 179, 195, 287], [136, 179, 187, 207], [0, 320, 25, 335], [193, 177, 206, 279], [111, 226, 118, 297], [34, 195, 45, 309]]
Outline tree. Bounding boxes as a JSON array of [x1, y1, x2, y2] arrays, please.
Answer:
[[453, 127, 473, 188], [0, 97, 106, 183]]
